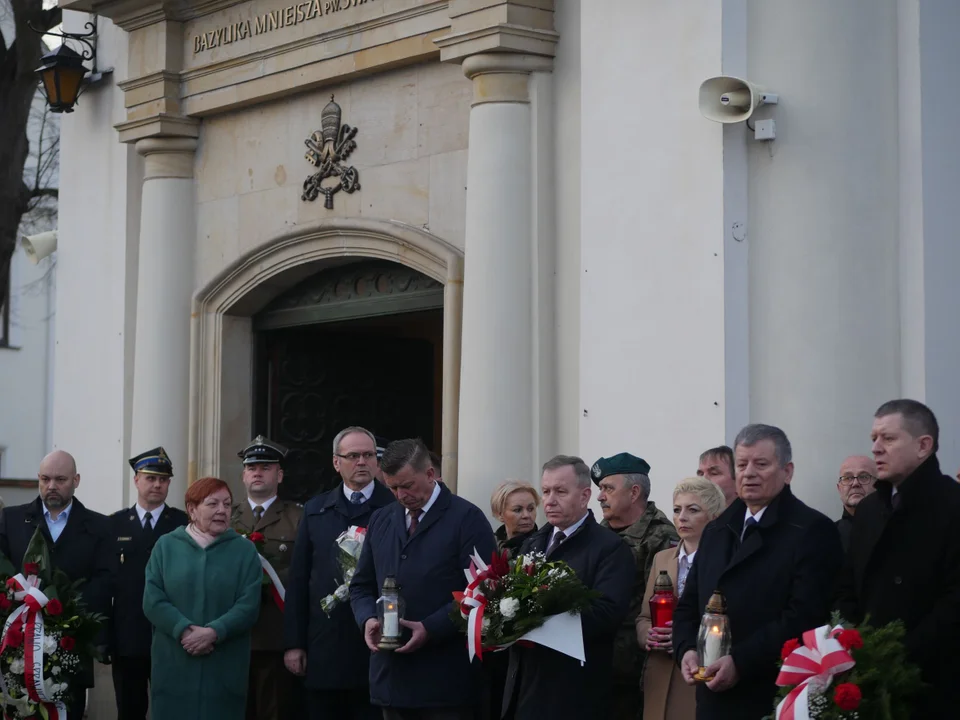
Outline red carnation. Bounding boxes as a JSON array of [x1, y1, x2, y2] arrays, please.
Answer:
[[6, 627, 23, 648], [248, 532, 265, 544], [23, 563, 39, 576], [5, 578, 16, 588], [59, 636, 76, 651], [836, 628, 864, 651], [781, 637, 801, 660], [46, 598, 63, 616], [0, 596, 10, 611], [834, 683, 862, 711]]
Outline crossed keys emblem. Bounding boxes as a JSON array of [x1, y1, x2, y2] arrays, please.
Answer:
[[302, 95, 361, 209]]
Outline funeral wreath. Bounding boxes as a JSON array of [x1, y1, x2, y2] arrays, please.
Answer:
[[0, 529, 105, 720], [767, 612, 922, 720]]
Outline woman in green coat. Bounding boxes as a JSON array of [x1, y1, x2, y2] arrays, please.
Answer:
[[143, 476, 262, 720]]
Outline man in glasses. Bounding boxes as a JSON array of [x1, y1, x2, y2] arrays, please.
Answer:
[[835, 455, 877, 553], [285, 426, 395, 719]]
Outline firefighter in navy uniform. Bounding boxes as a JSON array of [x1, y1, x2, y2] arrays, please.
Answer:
[[110, 447, 189, 720], [232, 435, 304, 720]]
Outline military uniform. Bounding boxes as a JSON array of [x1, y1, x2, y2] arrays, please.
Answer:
[[592, 453, 679, 720], [111, 447, 189, 720], [232, 436, 304, 720]]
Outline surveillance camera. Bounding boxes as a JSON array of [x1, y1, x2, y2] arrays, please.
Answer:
[[698, 76, 778, 124], [21, 230, 58, 264]]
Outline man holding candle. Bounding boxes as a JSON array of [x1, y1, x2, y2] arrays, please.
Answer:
[[835, 399, 960, 719], [673, 424, 842, 719], [502, 455, 635, 720], [350, 438, 496, 720]]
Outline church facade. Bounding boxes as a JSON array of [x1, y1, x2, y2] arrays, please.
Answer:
[[53, 0, 960, 521]]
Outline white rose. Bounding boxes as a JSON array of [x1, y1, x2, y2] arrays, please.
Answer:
[[10, 658, 24, 675], [499, 597, 520, 620], [334, 584, 350, 601], [43, 635, 57, 654], [482, 618, 491, 630]]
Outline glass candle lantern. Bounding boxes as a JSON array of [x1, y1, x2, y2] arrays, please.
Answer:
[[694, 591, 732, 681], [649, 570, 677, 631], [376, 576, 405, 651]]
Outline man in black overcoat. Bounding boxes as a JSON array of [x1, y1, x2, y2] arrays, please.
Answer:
[[0, 450, 113, 720], [835, 399, 960, 718], [502, 454, 635, 720], [110, 447, 189, 719], [673, 425, 843, 720], [350, 438, 496, 720], [284, 426, 395, 719]]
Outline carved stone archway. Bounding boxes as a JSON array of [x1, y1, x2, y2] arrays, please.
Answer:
[[188, 218, 464, 493]]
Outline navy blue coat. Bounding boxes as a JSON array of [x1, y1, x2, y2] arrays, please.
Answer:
[[502, 511, 635, 720], [350, 483, 496, 708], [284, 481, 396, 690], [673, 486, 842, 720]]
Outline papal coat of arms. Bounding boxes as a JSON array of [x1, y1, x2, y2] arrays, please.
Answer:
[[302, 94, 361, 209]]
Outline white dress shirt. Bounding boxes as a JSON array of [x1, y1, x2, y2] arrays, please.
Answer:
[[741, 506, 767, 540], [248, 495, 278, 514], [549, 512, 589, 547], [343, 482, 375, 503], [677, 543, 697, 597], [405, 481, 441, 529], [136, 503, 166, 527]]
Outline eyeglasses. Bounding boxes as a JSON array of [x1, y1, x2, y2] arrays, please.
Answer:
[[336, 451, 377, 462], [838, 473, 875, 486]]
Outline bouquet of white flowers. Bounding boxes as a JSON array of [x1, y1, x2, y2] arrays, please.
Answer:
[[320, 526, 367, 615]]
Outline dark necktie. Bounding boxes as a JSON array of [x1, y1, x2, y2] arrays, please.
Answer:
[[548, 530, 566, 554], [253, 505, 264, 525], [350, 491, 364, 505], [143, 511, 154, 534], [741, 516, 758, 541], [408, 510, 422, 537], [891, 492, 901, 511]]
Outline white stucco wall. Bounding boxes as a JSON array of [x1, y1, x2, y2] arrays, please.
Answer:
[[0, 253, 55, 481], [746, 0, 902, 517], [579, 1, 730, 516], [53, 15, 141, 515]]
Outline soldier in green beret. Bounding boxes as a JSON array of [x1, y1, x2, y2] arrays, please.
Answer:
[[592, 453, 679, 720]]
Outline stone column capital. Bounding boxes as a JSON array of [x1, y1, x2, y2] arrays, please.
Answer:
[[460, 53, 553, 105], [136, 136, 198, 180]]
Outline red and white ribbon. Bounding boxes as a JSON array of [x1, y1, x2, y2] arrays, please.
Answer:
[[259, 555, 285, 611], [0, 574, 67, 720], [775, 625, 855, 720], [458, 549, 492, 661]]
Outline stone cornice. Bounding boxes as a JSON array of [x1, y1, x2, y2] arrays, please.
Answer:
[[435, 23, 556, 62], [115, 113, 200, 144]]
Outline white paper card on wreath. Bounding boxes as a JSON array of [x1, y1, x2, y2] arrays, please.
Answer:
[[519, 612, 585, 665]]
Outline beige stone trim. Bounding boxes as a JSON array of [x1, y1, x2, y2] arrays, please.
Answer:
[[459, 52, 552, 104], [136, 137, 199, 179], [189, 218, 464, 489], [116, 114, 200, 144], [435, 24, 557, 62]]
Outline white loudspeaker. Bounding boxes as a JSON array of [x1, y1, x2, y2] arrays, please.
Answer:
[[21, 230, 58, 264], [698, 76, 778, 124]]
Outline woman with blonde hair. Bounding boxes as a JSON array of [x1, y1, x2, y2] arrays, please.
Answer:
[[637, 476, 726, 720], [489, 480, 540, 558]]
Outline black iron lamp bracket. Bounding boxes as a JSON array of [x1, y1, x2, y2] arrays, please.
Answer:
[[28, 19, 115, 83]]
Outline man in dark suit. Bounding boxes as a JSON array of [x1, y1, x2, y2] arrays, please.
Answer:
[[503, 455, 634, 720], [835, 399, 960, 718], [231, 435, 303, 720], [0, 450, 113, 720], [110, 446, 189, 720], [350, 438, 496, 720], [285, 425, 396, 719], [834, 455, 876, 554], [673, 424, 843, 720]]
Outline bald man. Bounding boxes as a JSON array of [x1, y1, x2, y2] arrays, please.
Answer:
[[0, 450, 114, 720], [835, 455, 877, 553]]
